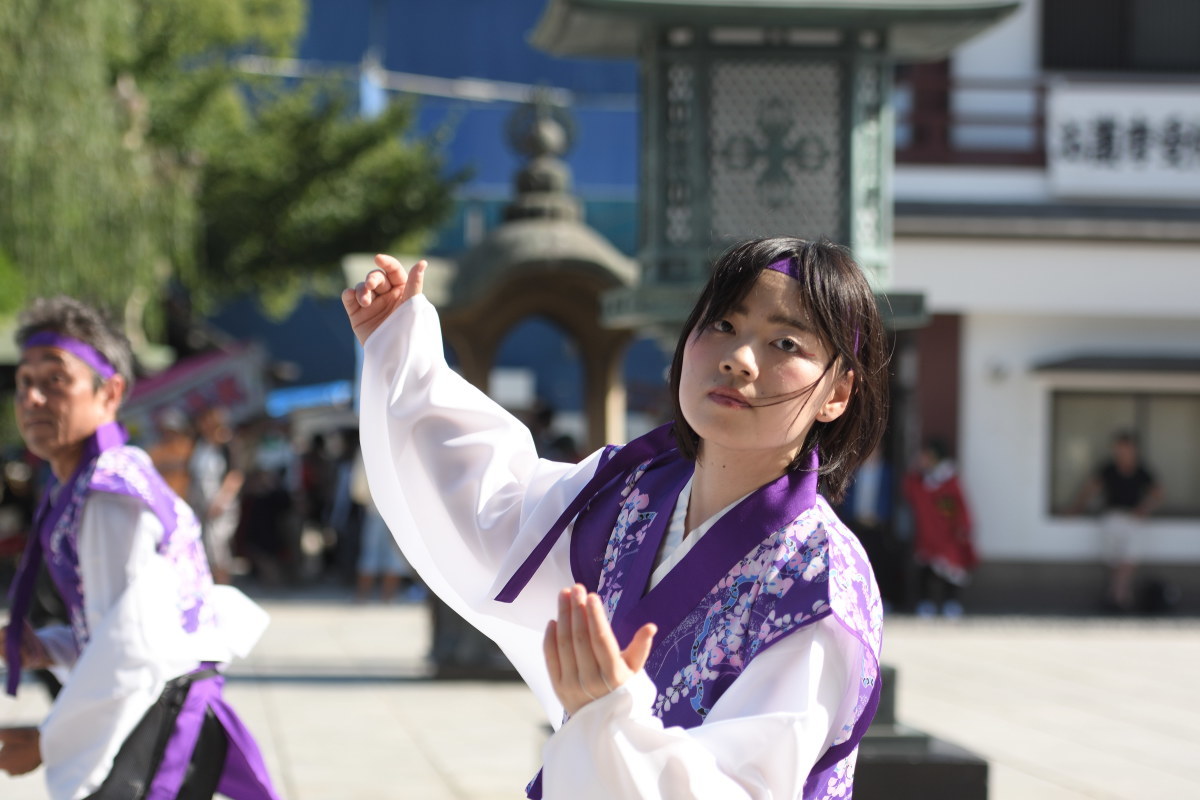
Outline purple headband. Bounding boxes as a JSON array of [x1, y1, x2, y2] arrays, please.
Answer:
[[23, 331, 117, 380], [765, 257, 801, 280], [764, 257, 861, 356]]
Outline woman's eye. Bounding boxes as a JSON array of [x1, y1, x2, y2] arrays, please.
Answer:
[[774, 338, 800, 353], [712, 319, 733, 333]]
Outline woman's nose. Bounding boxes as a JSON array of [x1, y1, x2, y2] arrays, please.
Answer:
[[720, 343, 757, 377]]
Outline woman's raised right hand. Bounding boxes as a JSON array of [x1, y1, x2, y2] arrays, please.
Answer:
[[341, 254, 426, 345]]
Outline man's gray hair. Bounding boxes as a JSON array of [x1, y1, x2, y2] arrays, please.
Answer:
[[16, 296, 135, 392]]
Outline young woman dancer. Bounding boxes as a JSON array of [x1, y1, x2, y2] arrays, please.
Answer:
[[344, 236, 889, 799]]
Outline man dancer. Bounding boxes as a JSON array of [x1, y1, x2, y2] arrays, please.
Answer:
[[0, 296, 280, 800]]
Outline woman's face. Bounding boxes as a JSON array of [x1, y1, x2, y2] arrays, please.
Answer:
[[679, 270, 853, 472]]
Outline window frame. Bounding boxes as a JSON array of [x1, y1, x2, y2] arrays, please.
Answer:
[[1048, 386, 1200, 519]]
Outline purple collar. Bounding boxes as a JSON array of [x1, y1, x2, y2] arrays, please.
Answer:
[[23, 331, 117, 380]]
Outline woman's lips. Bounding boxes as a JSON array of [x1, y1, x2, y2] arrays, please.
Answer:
[[708, 388, 750, 408]]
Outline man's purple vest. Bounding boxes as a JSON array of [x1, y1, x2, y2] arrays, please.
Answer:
[[5, 422, 212, 676], [510, 426, 883, 800]]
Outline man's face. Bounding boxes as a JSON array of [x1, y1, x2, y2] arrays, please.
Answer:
[[1113, 439, 1138, 472], [14, 346, 120, 472]]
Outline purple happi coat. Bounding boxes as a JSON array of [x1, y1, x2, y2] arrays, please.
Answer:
[[5, 421, 279, 800], [504, 425, 883, 800]]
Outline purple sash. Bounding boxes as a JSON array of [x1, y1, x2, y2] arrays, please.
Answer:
[[146, 671, 280, 800]]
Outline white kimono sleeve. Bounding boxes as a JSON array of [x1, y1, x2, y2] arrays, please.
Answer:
[[39, 494, 202, 800], [542, 616, 865, 800], [360, 295, 606, 719]]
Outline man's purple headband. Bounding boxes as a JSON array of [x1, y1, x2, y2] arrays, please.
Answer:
[[764, 257, 861, 356], [23, 331, 117, 380]]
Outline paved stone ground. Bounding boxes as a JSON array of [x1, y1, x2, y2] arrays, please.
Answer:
[[3, 587, 1198, 799]]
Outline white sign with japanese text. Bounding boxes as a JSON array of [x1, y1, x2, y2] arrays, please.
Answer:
[[1046, 81, 1200, 200]]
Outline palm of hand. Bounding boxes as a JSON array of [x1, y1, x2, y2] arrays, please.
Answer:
[[544, 585, 657, 716]]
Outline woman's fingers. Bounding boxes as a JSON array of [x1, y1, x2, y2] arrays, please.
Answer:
[[543, 619, 561, 684], [372, 253, 407, 292], [623, 622, 658, 674], [570, 586, 605, 694], [341, 255, 429, 344], [555, 587, 580, 692], [343, 255, 410, 310], [584, 593, 622, 691], [585, 594, 655, 690], [339, 285, 359, 316], [401, 259, 427, 303], [355, 268, 389, 307]]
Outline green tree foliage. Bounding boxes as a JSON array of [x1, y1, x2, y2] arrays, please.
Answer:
[[0, 0, 456, 324], [0, 0, 163, 317], [197, 83, 455, 312]]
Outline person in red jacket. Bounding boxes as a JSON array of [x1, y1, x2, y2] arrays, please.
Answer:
[[904, 439, 976, 618]]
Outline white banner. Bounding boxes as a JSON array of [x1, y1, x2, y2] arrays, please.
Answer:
[[1046, 82, 1200, 200], [121, 343, 267, 442]]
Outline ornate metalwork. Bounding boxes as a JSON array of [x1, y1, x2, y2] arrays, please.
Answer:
[[710, 59, 844, 242]]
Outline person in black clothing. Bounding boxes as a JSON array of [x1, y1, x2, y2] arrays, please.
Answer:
[[1073, 431, 1163, 612]]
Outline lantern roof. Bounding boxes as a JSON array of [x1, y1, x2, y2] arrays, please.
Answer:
[[530, 0, 1021, 60]]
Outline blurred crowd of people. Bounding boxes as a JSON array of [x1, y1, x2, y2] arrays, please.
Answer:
[[1, 401, 1170, 619], [0, 406, 423, 603]]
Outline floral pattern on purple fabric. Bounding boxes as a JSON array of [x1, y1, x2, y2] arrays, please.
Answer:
[[45, 446, 216, 650], [818, 500, 883, 747], [596, 479, 656, 618], [92, 447, 216, 635], [650, 509, 835, 719], [819, 751, 856, 799]]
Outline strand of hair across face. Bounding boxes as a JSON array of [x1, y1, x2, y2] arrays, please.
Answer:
[[735, 356, 838, 409]]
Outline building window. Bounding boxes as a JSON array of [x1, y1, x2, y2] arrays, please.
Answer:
[[1043, 0, 1200, 73], [1050, 390, 1200, 517]]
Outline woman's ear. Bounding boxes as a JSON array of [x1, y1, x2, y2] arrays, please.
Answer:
[[816, 369, 854, 423]]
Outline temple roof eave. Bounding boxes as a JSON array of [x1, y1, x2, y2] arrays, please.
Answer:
[[448, 217, 640, 310], [529, 0, 1021, 61]]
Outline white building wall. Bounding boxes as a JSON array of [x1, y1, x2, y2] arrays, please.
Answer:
[[949, 0, 1041, 150], [892, 237, 1200, 319], [893, 236, 1200, 564], [952, 0, 1039, 80], [962, 313, 1200, 563], [894, 165, 1050, 204]]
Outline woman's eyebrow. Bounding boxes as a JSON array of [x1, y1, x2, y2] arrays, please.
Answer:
[[768, 312, 816, 333]]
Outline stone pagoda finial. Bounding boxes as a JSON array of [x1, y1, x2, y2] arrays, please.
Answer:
[[504, 91, 581, 222]]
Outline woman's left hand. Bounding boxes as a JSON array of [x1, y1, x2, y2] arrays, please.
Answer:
[[543, 585, 656, 716]]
